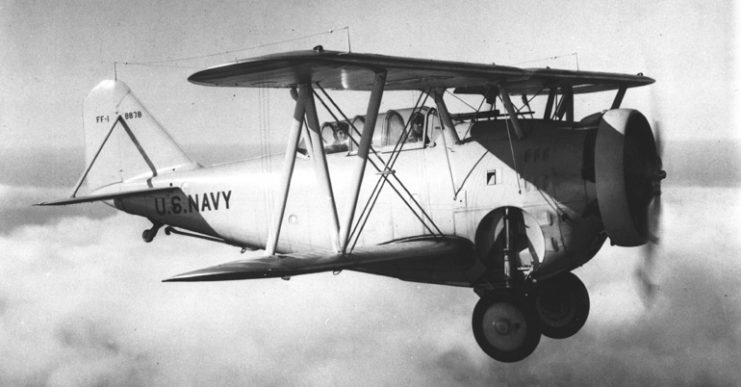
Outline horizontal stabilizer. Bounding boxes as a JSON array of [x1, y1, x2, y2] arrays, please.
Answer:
[[36, 186, 178, 206], [164, 236, 474, 282]]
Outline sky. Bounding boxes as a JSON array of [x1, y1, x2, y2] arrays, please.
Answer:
[[1, 0, 740, 386], [1, 0, 737, 151]]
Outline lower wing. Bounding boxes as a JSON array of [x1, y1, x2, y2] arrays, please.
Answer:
[[163, 236, 475, 282]]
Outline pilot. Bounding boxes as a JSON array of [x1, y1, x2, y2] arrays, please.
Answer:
[[409, 115, 424, 143], [335, 127, 348, 144], [334, 126, 350, 151]]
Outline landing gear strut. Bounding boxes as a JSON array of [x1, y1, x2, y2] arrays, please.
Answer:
[[472, 291, 541, 362], [472, 207, 546, 362], [142, 222, 163, 243]]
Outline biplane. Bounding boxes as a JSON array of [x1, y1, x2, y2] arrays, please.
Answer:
[[40, 47, 665, 362]]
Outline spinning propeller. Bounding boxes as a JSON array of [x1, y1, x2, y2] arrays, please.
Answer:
[[593, 108, 666, 305]]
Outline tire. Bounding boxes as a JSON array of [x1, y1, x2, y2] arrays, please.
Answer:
[[472, 292, 541, 362], [533, 272, 590, 339]]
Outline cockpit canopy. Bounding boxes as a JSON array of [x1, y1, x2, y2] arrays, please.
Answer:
[[301, 107, 442, 155]]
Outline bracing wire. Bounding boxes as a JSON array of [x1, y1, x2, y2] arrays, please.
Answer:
[[348, 91, 440, 244], [122, 26, 351, 67], [310, 93, 430, 246], [444, 90, 479, 112], [311, 85, 442, 249], [515, 52, 580, 70]]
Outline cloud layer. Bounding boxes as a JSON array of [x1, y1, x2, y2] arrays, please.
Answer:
[[1, 181, 739, 386]]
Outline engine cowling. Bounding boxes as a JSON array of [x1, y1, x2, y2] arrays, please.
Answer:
[[594, 109, 662, 247]]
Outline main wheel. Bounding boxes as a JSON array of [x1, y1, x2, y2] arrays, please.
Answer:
[[533, 272, 590, 339], [472, 292, 541, 362]]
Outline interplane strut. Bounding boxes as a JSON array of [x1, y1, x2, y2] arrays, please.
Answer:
[[338, 71, 387, 253], [303, 84, 341, 251], [265, 87, 307, 255]]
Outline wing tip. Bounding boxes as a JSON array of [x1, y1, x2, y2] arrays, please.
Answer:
[[162, 271, 217, 282], [34, 199, 70, 206], [162, 277, 188, 283]]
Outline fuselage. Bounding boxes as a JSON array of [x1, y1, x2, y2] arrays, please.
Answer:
[[112, 119, 605, 284]]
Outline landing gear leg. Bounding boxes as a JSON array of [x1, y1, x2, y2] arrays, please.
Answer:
[[142, 222, 163, 243], [472, 207, 543, 362], [472, 291, 541, 362]]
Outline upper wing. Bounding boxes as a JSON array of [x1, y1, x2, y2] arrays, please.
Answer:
[[188, 50, 654, 95], [163, 236, 474, 282]]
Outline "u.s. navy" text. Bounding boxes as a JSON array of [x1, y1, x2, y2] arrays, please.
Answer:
[[154, 190, 232, 215]]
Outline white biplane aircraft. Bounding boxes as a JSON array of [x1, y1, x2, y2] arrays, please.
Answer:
[[40, 47, 664, 362]]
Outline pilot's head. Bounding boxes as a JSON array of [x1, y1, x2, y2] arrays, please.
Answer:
[[411, 116, 424, 139]]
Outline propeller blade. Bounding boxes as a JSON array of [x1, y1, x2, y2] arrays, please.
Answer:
[[635, 97, 665, 306], [654, 120, 664, 159], [647, 194, 662, 244], [637, 153, 663, 306], [635, 263, 658, 305]]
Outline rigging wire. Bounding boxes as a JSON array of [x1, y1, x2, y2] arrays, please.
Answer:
[[119, 62, 202, 70], [460, 96, 487, 140], [453, 150, 489, 198], [434, 101, 457, 199], [444, 90, 479, 112], [258, 85, 272, 226], [515, 52, 580, 71], [314, 84, 435, 222], [347, 91, 442, 246], [312, 85, 442, 245], [310, 88, 438, 244], [122, 26, 350, 67]]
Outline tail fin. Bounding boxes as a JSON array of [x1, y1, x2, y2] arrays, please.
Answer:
[[82, 80, 198, 191]]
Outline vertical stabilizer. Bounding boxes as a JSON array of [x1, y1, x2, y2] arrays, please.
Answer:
[[82, 80, 198, 191]]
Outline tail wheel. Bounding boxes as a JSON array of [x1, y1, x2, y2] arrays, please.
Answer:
[[533, 272, 590, 339], [472, 292, 541, 362], [142, 229, 156, 243]]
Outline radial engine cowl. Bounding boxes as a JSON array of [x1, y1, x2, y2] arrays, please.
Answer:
[[595, 109, 662, 247]]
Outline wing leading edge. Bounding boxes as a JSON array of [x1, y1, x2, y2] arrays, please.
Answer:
[[163, 236, 475, 282]]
